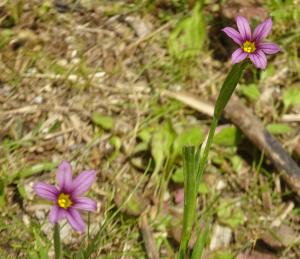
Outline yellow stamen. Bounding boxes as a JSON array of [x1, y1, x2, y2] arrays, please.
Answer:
[[57, 193, 72, 209], [242, 41, 256, 53]]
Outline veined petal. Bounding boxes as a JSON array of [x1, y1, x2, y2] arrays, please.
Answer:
[[34, 182, 58, 201], [231, 48, 248, 64], [49, 205, 66, 223], [66, 208, 85, 232], [236, 16, 251, 40], [249, 50, 267, 69], [57, 161, 73, 192], [73, 197, 97, 212], [257, 42, 281, 54], [222, 27, 243, 45], [253, 18, 272, 42], [71, 170, 96, 196]]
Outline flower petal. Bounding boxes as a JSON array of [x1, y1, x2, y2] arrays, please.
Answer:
[[231, 48, 248, 64], [57, 161, 73, 192], [71, 170, 96, 196], [49, 205, 66, 223], [222, 27, 243, 45], [34, 182, 58, 201], [236, 16, 251, 40], [66, 208, 85, 232], [253, 18, 272, 42], [73, 197, 97, 212], [257, 42, 281, 54], [249, 50, 267, 69]]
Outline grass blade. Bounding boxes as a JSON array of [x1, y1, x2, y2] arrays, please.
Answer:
[[178, 146, 198, 258]]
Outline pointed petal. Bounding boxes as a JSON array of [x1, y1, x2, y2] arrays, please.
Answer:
[[66, 208, 85, 232], [49, 206, 66, 223], [258, 42, 281, 54], [236, 16, 251, 40], [34, 182, 58, 201], [231, 48, 248, 64], [57, 161, 73, 192], [249, 50, 267, 69], [222, 27, 243, 45], [73, 197, 97, 212], [71, 170, 96, 196], [253, 18, 272, 42]]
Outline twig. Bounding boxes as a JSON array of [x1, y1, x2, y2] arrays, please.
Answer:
[[161, 90, 214, 117], [162, 91, 300, 198], [271, 201, 294, 227], [281, 114, 300, 122], [225, 96, 300, 197], [122, 21, 173, 54], [0, 104, 90, 118], [139, 214, 159, 259]]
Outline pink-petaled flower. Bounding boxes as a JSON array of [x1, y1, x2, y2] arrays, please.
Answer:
[[34, 161, 97, 232], [222, 16, 281, 69]]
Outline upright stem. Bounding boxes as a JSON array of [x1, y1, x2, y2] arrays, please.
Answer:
[[178, 62, 247, 258], [87, 212, 90, 244], [197, 116, 218, 185], [54, 223, 62, 259], [178, 147, 198, 259], [197, 61, 247, 184]]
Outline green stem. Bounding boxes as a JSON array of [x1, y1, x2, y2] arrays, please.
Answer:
[[178, 147, 199, 259], [197, 62, 247, 184], [214, 62, 248, 119], [54, 223, 62, 259], [178, 62, 247, 258], [87, 212, 90, 244], [191, 224, 210, 259], [197, 116, 218, 185]]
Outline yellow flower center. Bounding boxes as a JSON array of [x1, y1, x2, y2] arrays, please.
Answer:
[[57, 193, 72, 209], [242, 41, 256, 53]]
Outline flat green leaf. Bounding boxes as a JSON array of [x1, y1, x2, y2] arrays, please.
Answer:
[[108, 136, 121, 161], [168, 1, 206, 59], [0, 29, 13, 49], [283, 86, 300, 110], [213, 126, 242, 146], [12, 162, 57, 182], [17, 182, 27, 199], [173, 127, 204, 156], [266, 123, 293, 134], [92, 112, 115, 130], [260, 64, 275, 80], [198, 182, 209, 194], [138, 127, 153, 144], [240, 84, 260, 101], [172, 168, 184, 183], [151, 122, 175, 175], [230, 155, 243, 173], [217, 199, 245, 229]]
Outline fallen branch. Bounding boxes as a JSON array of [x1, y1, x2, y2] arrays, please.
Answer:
[[162, 90, 300, 197], [139, 213, 159, 259]]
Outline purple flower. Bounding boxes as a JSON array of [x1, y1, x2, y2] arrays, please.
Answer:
[[222, 16, 281, 69], [34, 161, 97, 232]]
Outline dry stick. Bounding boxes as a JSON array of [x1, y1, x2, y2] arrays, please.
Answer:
[[122, 20, 173, 55], [162, 90, 300, 198], [139, 214, 159, 259], [225, 96, 300, 197]]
